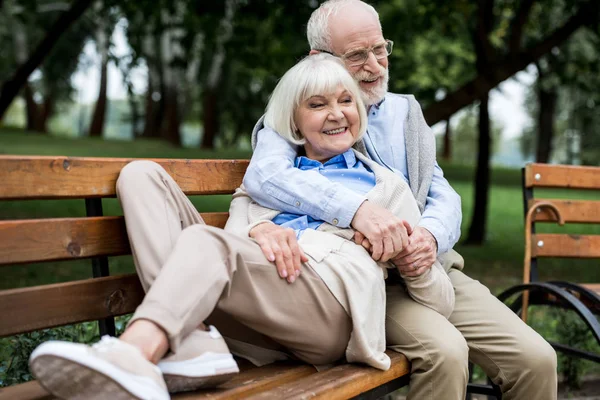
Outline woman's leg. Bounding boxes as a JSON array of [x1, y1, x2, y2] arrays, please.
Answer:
[[116, 160, 205, 291], [133, 224, 352, 365], [31, 224, 351, 399]]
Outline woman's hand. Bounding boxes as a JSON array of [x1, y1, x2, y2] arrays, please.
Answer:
[[391, 227, 437, 277], [249, 223, 308, 283]]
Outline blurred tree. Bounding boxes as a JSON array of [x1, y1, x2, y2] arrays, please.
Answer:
[[1, 0, 93, 132], [89, 0, 119, 138], [520, 28, 600, 165], [0, 0, 94, 121], [451, 107, 504, 164]]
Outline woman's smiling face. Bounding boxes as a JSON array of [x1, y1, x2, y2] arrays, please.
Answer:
[[294, 85, 361, 163]]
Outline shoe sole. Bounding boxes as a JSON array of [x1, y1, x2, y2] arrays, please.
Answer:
[[30, 342, 169, 400], [163, 371, 239, 393], [160, 353, 240, 393]]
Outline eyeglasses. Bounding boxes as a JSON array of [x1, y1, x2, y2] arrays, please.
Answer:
[[317, 40, 394, 67]]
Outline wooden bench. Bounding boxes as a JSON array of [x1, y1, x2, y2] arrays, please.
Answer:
[[0, 155, 410, 399], [497, 162, 600, 364]]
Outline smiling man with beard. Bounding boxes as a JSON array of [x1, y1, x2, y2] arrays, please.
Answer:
[[242, 1, 558, 399]]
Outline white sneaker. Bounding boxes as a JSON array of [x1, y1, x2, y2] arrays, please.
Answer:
[[158, 326, 239, 393], [29, 336, 169, 400]]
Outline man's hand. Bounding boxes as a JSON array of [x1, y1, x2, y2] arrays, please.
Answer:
[[392, 226, 438, 277], [351, 201, 411, 262], [249, 223, 308, 283]]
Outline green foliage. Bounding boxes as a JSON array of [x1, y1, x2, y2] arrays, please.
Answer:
[[439, 105, 504, 164], [0, 323, 99, 387], [0, 315, 132, 387], [555, 309, 597, 390]]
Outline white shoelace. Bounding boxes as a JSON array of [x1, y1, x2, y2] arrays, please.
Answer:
[[92, 335, 121, 353]]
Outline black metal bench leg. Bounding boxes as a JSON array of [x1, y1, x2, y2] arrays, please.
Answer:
[[85, 198, 116, 337]]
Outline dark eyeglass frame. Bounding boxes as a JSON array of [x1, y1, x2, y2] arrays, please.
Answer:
[[315, 39, 394, 67]]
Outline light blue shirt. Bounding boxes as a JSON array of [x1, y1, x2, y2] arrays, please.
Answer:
[[243, 93, 462, 254], [272, 150, 375, 238]]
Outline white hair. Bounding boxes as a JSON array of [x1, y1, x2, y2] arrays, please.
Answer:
[[264, 53, 368, 145], [306, 0, 381, 52]]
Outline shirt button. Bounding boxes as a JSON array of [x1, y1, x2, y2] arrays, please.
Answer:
[[295, 201, 301, 207], [332, 218, 339, 226]]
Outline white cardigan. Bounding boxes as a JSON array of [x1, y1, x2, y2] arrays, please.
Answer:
[[225, 150, 460, 370]]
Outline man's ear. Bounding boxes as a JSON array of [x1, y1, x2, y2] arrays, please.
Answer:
[[309, 49, 320, 55]]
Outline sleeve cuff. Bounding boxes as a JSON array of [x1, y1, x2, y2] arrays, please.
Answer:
[[244, 220, 275, 239], [417, 219, 449, 255], [325, 190, 366, 228]]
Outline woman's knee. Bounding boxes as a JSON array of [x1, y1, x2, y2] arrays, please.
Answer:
[[116, 160, 163, 192]]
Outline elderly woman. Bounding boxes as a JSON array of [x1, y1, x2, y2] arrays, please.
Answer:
[[28, 54, 453, 400]]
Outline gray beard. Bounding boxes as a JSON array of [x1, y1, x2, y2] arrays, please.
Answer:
[[360, 71, 389, 106]]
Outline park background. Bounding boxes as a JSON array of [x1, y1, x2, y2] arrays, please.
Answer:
[[0, 0, 599, 396]]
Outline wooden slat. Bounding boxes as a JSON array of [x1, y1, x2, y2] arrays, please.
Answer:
[[581, 283, 600, 293], [0, 156, 249, 200], [0, 381, 53, 400], [249, 351, 409, 400], [0, 212, 228, 265], [529, 199, 600, 223], [0, 274, 144, 337], [0, 362, 316, 400], [531, 234, 600, 258], [525, 163, 600, 189], [176, 362, 316, 399]]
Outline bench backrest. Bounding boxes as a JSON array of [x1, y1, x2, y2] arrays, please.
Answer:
[[0, 156, 249, 338], [523, 163, 600, 283]]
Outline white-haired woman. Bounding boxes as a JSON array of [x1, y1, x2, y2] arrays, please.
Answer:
[[28, 54, 453, 400]]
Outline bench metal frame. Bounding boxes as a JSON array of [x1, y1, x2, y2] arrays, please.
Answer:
[[496, 166, 600, 367]]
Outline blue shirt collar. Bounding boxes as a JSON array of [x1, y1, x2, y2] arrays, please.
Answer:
[[295, 149, 357, 169]]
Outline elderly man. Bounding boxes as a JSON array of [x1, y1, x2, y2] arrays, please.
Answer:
[[243, 1, 557, 399]]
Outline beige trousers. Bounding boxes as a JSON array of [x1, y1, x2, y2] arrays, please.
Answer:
[[386, 270, 558, 400], [116, 160, 351, 365]]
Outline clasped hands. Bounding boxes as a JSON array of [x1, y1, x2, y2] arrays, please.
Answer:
[[249, 201, 437, 283]]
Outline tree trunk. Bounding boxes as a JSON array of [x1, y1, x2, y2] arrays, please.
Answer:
[[24, 84, 38, 131], [128, 91, 140, 138], [201, 88, 219, 149], [0, 0, 93, 120], [536, 87, 557, 163], [89, 29, 109, 137], [34, 94, 54, 132], [161, 86, 181, 146], [142, 80, 157, 138], [465, 96, 492, 245], [442, 117, 452, 161]]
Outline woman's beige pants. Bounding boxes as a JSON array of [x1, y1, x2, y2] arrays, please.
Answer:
[[116, 160, 351, 365]]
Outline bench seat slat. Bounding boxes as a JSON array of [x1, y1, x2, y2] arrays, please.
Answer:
[[0, 156, 249, 200], [176, 362, 315, 399], [0, 380, 53, 400], [249, 351, 409, 400], [0, 274, 144, 337], [525, 163, 600, 190], [0, 362, 315, 400], [531, 234, 600, 258], [529, 199, 600, 224], [0, 213, 228, 265]]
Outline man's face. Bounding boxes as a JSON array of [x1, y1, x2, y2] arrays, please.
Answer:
[[328, 5, 389, 105]]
